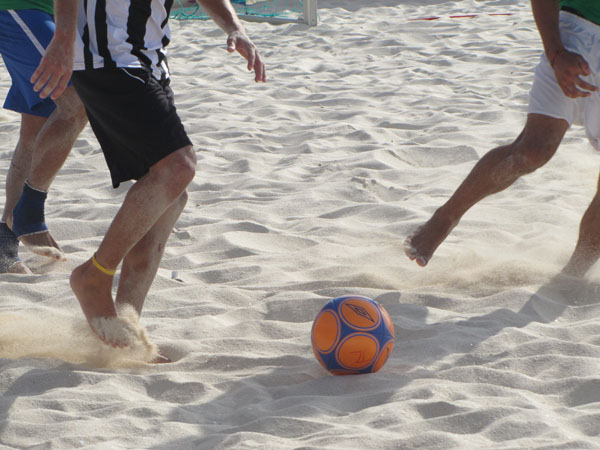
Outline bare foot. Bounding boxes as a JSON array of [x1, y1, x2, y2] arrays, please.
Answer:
[[70, 258, 133, 348], [404, 213, 456, 267], [7, 260, 33, 275], [18, 231, 66, 262], [10, 182, 65, 262]]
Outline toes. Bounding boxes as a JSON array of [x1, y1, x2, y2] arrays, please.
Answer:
[[151, 354, 171, 364], [404, 241, 422, 263], [52, 250, 67, 262], [18, 234, 66, 262], [404, 237, 430, 266], [403, 239, 416, 257]]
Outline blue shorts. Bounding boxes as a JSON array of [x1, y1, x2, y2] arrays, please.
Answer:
[[0, 9, 56, 117]]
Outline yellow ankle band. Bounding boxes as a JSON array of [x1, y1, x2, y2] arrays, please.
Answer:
[[92, 254, 116, 276]]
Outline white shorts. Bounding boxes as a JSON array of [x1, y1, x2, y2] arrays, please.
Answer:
[[528, 11, 600, 150]]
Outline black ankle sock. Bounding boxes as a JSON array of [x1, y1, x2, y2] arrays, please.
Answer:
[[0, 222, 21, 272], [12, 182, 48, 237]]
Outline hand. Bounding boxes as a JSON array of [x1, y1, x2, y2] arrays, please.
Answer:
[[30, 34, 74, 100], [552, 49, 597, 98], [227, 31, 266, 83]]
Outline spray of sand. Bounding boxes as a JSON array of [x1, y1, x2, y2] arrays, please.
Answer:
[[0, 304, 159, 368]]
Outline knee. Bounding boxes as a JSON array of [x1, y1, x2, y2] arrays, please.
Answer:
[[73, 103, 88, 130], [511, 120, 563, 173], [172, 146, 197, 183], [512, 139, 556, 174], [55, 87, 88, 130], [159, 146, 197, 193]]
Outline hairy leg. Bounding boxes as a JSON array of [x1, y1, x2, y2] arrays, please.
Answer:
[[562, 174, 600, 277], [3, 114, 46, 224], [115, 191, 188, 314], [115, 192, 188, 362], [12, 86, 87, 261], [405, 114, 569, 266], [1, 114, 46, 274], [70, 145, 196, 346]]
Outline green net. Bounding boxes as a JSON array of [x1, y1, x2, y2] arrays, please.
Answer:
[[170, 0, 305, 21]]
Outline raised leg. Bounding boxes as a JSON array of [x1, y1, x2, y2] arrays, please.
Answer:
[[404, 114, 569, 266]]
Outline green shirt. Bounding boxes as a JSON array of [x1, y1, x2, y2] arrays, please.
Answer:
[[0, 0, 53, 15], [560, 0, 600, 25]]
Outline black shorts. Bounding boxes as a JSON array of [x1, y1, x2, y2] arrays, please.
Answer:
[[71, 67, 193, 188]]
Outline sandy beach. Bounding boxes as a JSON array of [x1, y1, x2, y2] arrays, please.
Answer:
[[1, 0, 600, 448]]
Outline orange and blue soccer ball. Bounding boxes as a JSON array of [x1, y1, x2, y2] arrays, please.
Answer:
[[311, 295, 395, 375]]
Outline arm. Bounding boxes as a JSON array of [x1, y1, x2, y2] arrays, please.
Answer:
[[531, 0, 596, 97], [196, 0, 266, 82], [31, 0, 79, 99]]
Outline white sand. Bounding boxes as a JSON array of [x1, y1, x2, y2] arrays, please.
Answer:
[[2, 0, 600, 448]]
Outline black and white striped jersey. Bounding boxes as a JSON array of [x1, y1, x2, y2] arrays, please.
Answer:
[[73, 0, 174, 79]]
